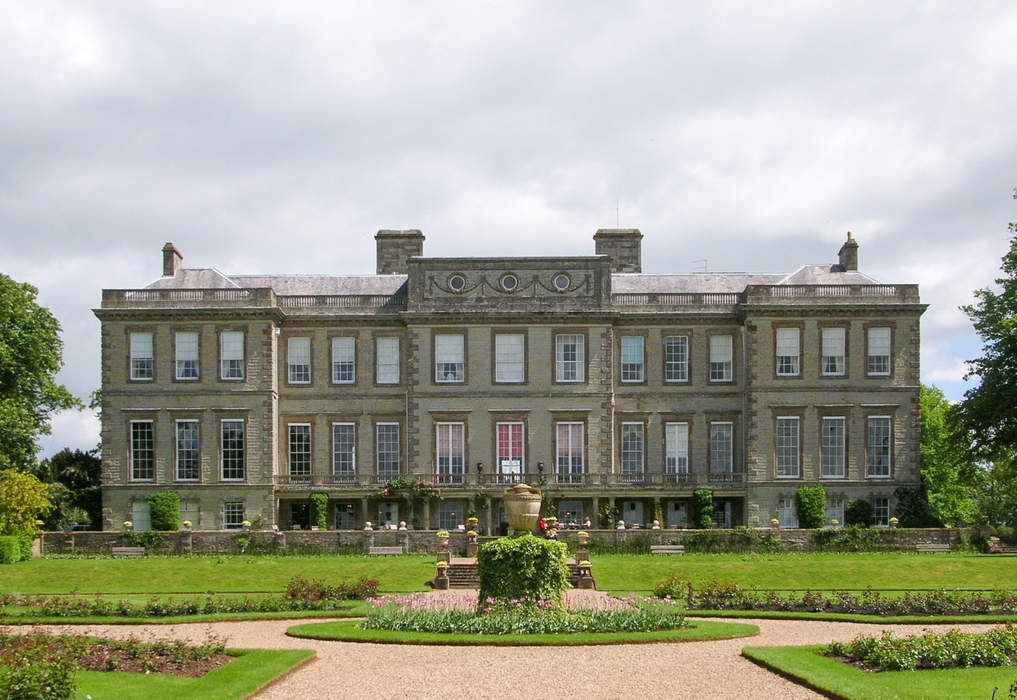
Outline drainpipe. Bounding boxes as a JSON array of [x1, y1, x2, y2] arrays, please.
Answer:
[[740, 323, 748, 525], [609, 326, 616, 476]]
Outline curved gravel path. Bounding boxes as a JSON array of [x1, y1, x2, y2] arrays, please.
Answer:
[[7, 606, 1006, 699]]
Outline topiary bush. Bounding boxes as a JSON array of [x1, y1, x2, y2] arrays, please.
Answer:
[[692, 490, 713, 529], [796, 485, 826, 529], [0, 535, 21, 563], [845, 499, 873, 527], [476, 534, 570, 608], [148, 492, 179, 531], [309, 493, 328, 530]]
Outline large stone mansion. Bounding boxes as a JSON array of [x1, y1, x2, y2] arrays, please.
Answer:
[[95, 229, 925, 532]]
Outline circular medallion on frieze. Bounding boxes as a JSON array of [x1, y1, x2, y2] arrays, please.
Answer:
[[500, 274, 519, 292], [552, 273, 571, 291], [447, 273, 467, 293]]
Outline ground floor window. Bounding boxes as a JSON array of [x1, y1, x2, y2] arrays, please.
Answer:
[[335, 503, 356, 530], [557, 501, 583, 526], [620, 500, 645, 526], [667, 502, 688, 528], [438, 502, 462, 530], [131, 501, 151, 532], [179, 500, 199, 528], [872, 497, 891, 527], [777, 497, 798, 528], [223, 501, 245, 530], [378, 502, 400, 529], [711, 500, 732, 528], [825, 498, 844, 528]]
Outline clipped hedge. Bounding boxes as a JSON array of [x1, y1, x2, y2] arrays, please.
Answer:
[[0, 535, 21, 564], [692, 490, 713, 529], [796, 485, 826, 529], [309, 493, 328, 530], [148, 492, 179, 531], [476, 534, 570, 607]]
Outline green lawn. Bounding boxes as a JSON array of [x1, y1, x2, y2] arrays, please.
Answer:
[[2, 552, 1012, 597], [73, 649, 314, 700], [742, 645, 1017, 700]]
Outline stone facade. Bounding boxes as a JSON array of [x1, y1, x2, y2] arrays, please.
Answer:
[[94, 230, 925, 532]]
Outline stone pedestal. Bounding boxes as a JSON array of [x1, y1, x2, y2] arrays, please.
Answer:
[[466, 541, 478, 557], [437, 550, 451, 564], [575, 547, 589, 562], [433, 572, 449, 590]]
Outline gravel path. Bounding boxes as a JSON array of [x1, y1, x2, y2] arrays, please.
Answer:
[[6, 597, 1007, 699]]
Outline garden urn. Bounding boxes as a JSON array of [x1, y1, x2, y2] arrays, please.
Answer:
[[576, 531, 589, 547], [502, 483, 542, 533]]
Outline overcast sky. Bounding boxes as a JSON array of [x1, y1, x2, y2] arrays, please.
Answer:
[[3, 1, 1015, 460]]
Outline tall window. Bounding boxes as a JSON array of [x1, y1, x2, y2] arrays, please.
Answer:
[[375, 337, 400, 384], [872, 497, 890, 526], [376, 423, 400, 477], [175, 420, 199, 481], [775, 327, 800, 376], [555, 334, 585, 382], [221, 420, 245, 480], [496, 422, 524, 479], [775, 417, 799, 478], [438, 502, 460, 531], [220, 331, 244, 380], [494, 333, 524, 383], [867, 416, 892, 477], [825, 498, 844, 528], [288, 424, 311, 476], [664, 336, 689, 382], [287, 337, 311, 384], [709, 422, 733, 473], [332, 423, 355, 481], [174, 331, 199, 380], [331, 337, 355, 384], [434, 334, 465, 383], [130, 420, 154, 481], [129, 332, 153, 380], [777, 497, 798, 528], [867, 327, 891, 376], [821, 417, 846, 478], [709, 335, 733, 382], [821, 327, 846, 376], [620, 423, 644, 481], [556, 422, 584, 484], [223, 501, 244, 530], [131, 502, 152, 531], [436, 422, 464, 484], [665, 422, 689, 476], [620, 336, 644, 382]]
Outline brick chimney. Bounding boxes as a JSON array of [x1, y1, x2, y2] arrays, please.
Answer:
[[594, 229, 642, 273], [375, 230, 425, 274], [838, 232, 858, 271], [162, 242, 182, 277]]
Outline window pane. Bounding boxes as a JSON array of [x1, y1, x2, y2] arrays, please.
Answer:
[[665, 336, 688, 382], [867, 416, 891, 476], [709, 422, 733, 472], [872, 497, 890, 526], [130, 332, 153, 380], [497, 422, 523, 475], [825, 498, 844, 528], [175, 420, 199, 481], [220, 331, 244, 379], [556, 422, 584, 482], [223, 501, 244, 529], [620, 423, 643, 479], [867, 327, 891, 375], [436, 423, 465, 483], [665, 422, 689, 474], [777, 497, 798, 528], [494, 334, 524, 383], [376, 424, 400, 477], [620, 336, 644, 382], [376, 337, 400, 384], [221, 420, 245, 480], [821, 417, 845, 477], [287, 337, 311, 383], [555, 334, 585, 382], [332, 424, 355, 478], [775, 417, 799, 477], [709, 335, 732, 381], [821, 327, 845, 375], [434, 334, 465, 383], [775, 328, 800, 376], [175, 332, 199, 379], [131, 421, 154, 480], [288, 424, 311, 475], [331, 337, 355, 383]]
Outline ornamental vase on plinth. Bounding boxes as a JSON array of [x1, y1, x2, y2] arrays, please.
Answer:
[[502, 483, 542, 533]]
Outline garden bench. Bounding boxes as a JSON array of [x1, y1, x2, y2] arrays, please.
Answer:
[[916, 543, 951, 553], [994, 546, 1017, 554], [650, 545, 685, 555], [368, 546, 404, 556], [111, 546, 146, 557]]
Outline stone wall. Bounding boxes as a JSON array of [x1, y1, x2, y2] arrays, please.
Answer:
[[39, 527, 980, 556]]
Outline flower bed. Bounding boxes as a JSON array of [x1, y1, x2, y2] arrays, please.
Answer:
[[361, 591, 686, 634], [826, 626, 1017, 671], [654, 576, 1017, 616]]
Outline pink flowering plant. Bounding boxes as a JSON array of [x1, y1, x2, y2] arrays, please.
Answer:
[[361, 591, 686, 634], [373, 476, 440, 501]]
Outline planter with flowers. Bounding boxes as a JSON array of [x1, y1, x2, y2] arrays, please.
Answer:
[[437, 530, 450, 548], [576, 530, 589, 547]]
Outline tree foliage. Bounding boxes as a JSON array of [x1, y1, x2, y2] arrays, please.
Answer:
[[148, 492, 179, 531], [0, 275, 79, 470], [692, 490, 713, 529], [795, 485, 826, 529], [0, 469, 52, 537], [956, 189, 1017, 457], [32, 448, 102, 529], [919, 385, 977, 525]]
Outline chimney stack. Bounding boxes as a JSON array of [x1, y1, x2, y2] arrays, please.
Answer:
[[375, 230, 425, 274], [838, 232, 858, 271], [162, 242, 182, 277], [594, 229, 643, 273]]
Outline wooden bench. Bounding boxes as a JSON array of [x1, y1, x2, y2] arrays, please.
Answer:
[[111, 546, 146, 557], [368, 546, 404, 556], [993, 546, 1017, 554], [916, 543, 951, 554], [650, 545, 685, 555]]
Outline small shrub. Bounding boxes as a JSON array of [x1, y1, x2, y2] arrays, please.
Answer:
[[309, 493, 328, 530], [826, 626, 1017, 671], [0, 535, 20, 564], [796, 485, 826, 529], [476, 534, 570, 607], [691, 490, 713, 529], [0, 631, 84, 699], [845, 499, 873, 527], [148, 492, 180, 531]]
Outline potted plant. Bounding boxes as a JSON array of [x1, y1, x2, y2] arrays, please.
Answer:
[[770, 518, 779, 529], [466, 515, 479, 529], [123, 520, 133, 531], [437, 530, 450, 547], [181, 520, 192, 531], [466, 530, 478, 543], [242, 520, 251, 531], [576, 530, 590, 546], [889, 517, 899, 528]]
